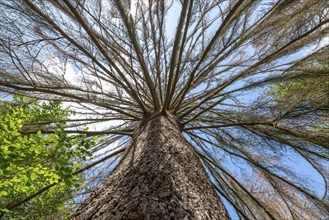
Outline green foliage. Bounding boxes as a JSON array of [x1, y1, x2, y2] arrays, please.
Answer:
[[270, 62, 329, 105], [271, 78, 329, 100], [2, 183, 76, 220], [0, 97, 95, 219]]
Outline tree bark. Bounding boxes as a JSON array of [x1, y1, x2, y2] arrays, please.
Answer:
[[70, 113, 230, 219]]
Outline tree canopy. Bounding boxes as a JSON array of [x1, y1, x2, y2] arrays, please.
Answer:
[[0, 97, 98, 219], [0, 0, 328, 219], [270, 59, 329, 109]]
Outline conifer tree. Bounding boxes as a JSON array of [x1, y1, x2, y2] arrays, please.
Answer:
[[0, 0, 328, 219]]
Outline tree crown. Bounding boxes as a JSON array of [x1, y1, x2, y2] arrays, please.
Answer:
[[0, 0, 328, 218]]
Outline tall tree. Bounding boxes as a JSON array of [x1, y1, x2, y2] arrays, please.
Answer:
[[0, 0, 328, 219]]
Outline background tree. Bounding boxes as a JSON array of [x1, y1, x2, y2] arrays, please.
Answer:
[[0, 97, 94, 219], [0, 0, 328, 219], [270, 59, 329, 109]]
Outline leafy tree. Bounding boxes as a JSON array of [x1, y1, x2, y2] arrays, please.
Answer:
[[270, 59, 328, 105], [0, 97, 94, 219], [269, 59, 329, 148], [0, 0, 329, 219]]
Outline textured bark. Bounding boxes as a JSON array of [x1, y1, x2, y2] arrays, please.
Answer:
[[70, 113, 230, 219]]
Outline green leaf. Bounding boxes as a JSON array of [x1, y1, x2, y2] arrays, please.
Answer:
[[30, 173, 37, 181], [0, 205, 9, 213], [0, 191, 8, 196]]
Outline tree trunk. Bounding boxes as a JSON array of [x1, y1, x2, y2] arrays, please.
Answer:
[[70, 113, 229, 219]]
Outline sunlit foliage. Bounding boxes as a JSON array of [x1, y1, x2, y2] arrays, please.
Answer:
[[0, 97, 94, 219]]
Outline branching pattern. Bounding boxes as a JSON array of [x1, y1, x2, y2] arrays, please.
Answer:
[[0, 0, 328, 219]]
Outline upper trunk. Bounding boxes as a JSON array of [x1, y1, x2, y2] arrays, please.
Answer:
[[70, 113, 229, 219]]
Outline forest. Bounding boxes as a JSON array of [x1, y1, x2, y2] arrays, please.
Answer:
[[0, 0, 328, 219]]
